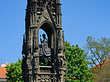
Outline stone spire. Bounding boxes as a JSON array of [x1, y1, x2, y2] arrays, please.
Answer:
[[22, 0, 66, 82]]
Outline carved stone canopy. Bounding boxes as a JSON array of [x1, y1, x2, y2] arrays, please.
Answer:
[[22, 0, 66, 82]]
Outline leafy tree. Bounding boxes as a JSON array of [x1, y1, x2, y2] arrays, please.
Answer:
[[84, 36, 110, 68], [65, 41, 93, 82], [6, 58, 23, 82]]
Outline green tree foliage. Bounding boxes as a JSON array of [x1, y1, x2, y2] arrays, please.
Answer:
[[65, 41, 93, 82], [84, 36, 110, 68], [6, 58, 23, 82]]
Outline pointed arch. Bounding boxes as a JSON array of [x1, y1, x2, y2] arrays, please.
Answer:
[[38, 20, 56, 48]]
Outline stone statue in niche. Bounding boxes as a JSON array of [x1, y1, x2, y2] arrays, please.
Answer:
[[39, 34, 54, 65]]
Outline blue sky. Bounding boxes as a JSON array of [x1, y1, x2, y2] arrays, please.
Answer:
[[0, 0, 110, 64]]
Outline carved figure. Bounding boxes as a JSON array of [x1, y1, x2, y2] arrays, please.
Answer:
[[39, 34, 52, 64]]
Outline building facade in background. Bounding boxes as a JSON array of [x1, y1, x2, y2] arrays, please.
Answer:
[[0, 63, 9, 82], [0, 67, 7, 82]]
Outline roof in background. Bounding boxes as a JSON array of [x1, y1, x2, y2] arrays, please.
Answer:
[[93, 59, 110, 69], [0, 67, 7, 78]]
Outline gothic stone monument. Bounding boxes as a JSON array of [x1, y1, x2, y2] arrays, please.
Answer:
[[22, 0, 66, 82]]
